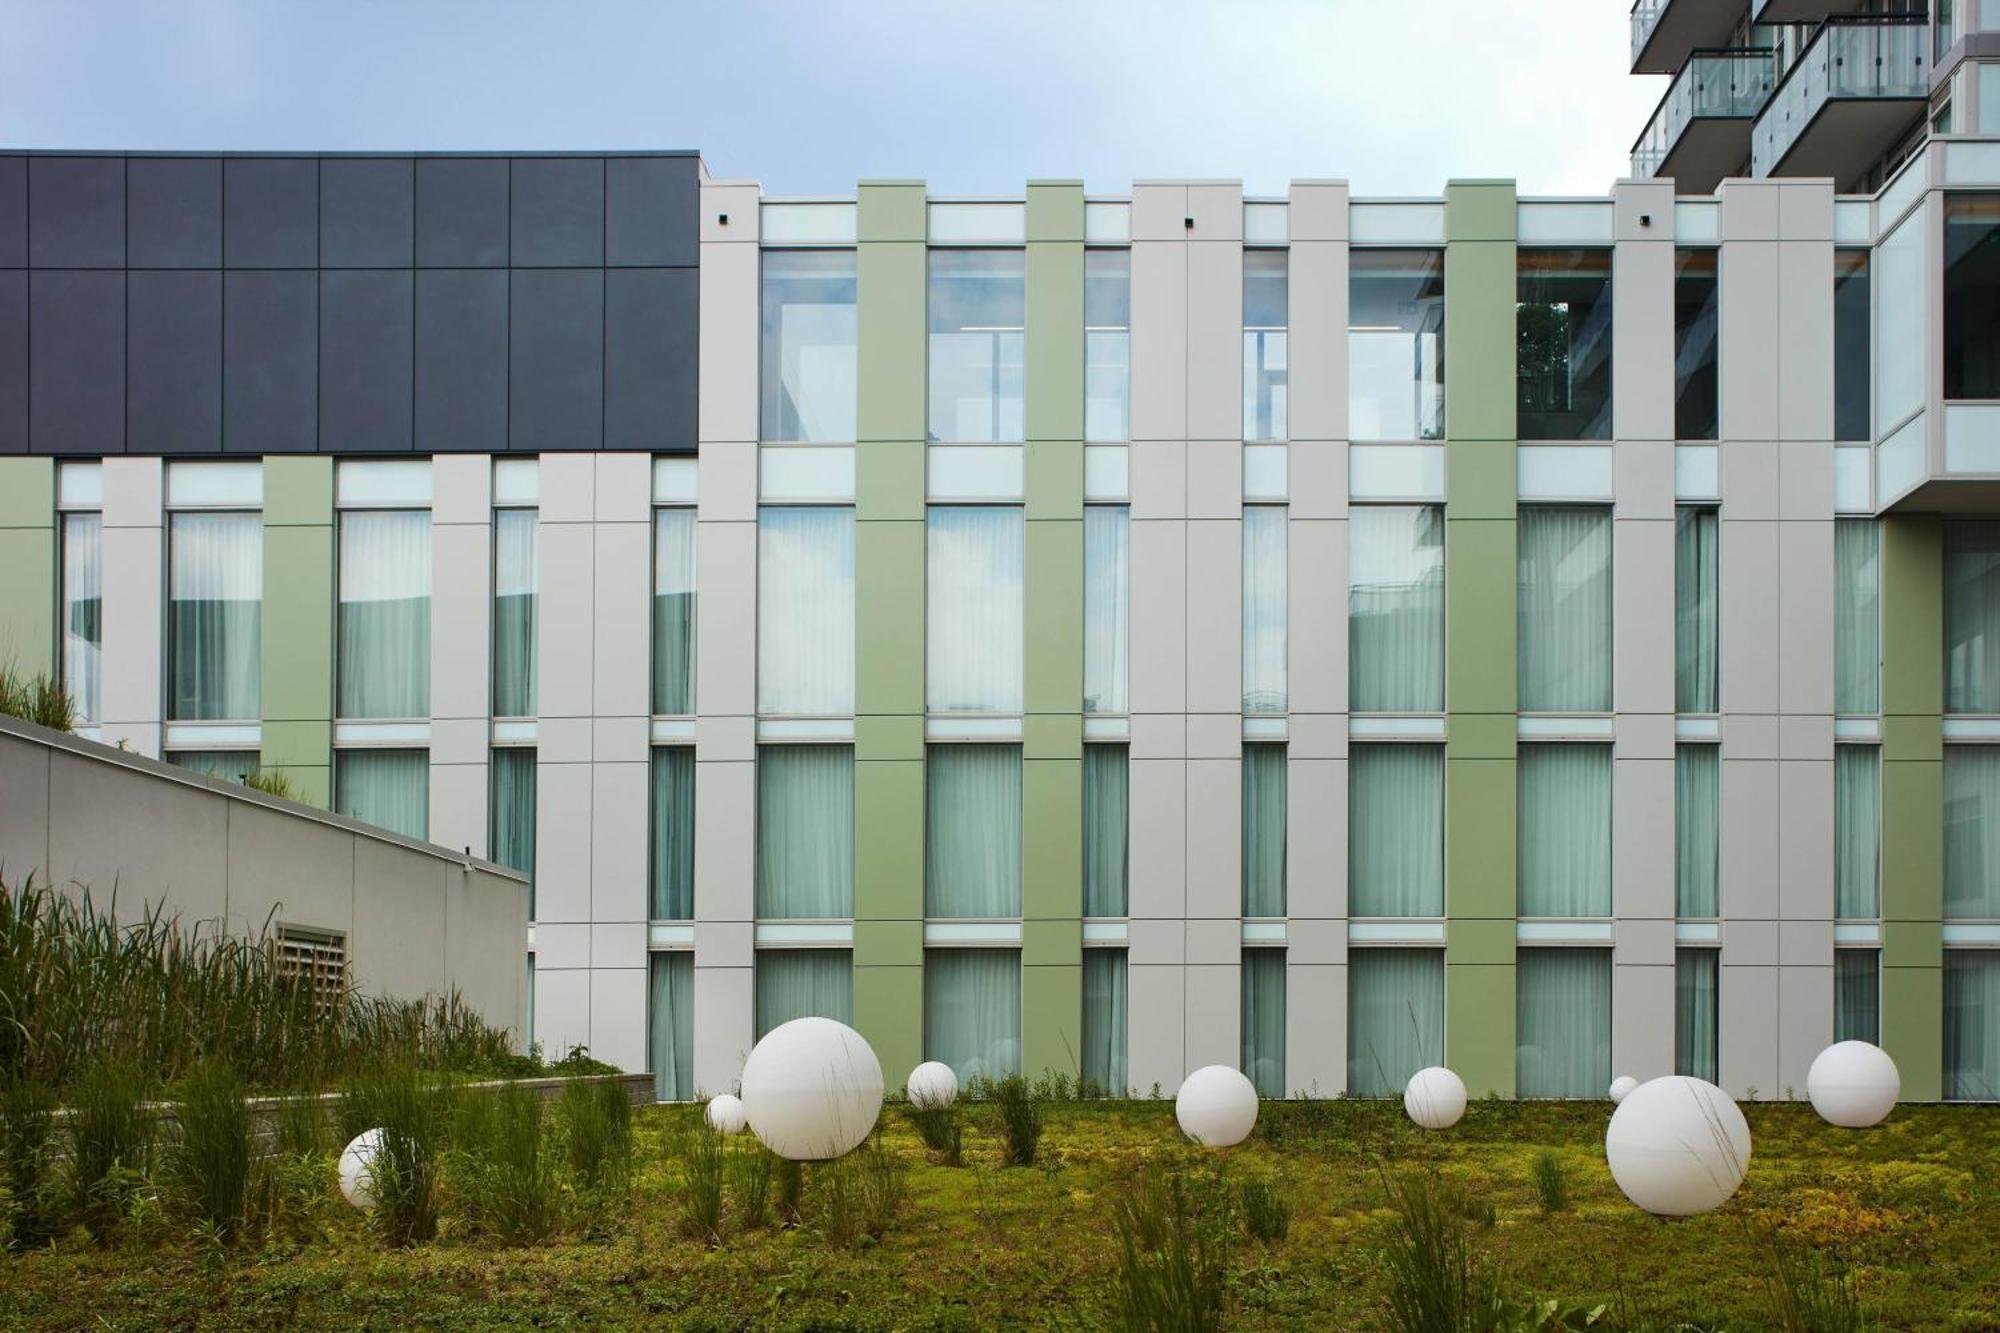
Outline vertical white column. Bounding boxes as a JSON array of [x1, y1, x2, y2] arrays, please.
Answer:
[[98, 457, 163, 759], [428, 455, 492, 859]]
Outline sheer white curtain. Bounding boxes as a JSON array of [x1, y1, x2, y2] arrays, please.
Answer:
[[1834, 950, 1880, 1045], [649, 953, 693, 1101], [1082, 745, 1129, 917], [1349, 507, 1444, 712], [1240, 950, 1286, 1097], [1516, 948, 1611, 1098], [756, 745, 855, 919], [1835, 520, 1881, 715], [492, 509, 538, 718], [335, 749, 428, 841], [924, 949, 1022, 1084], [1674, 507, 1717, 713], [1836, 746, 1881, 919], [337, 511, 431, 719], [755, 949, 853, 1038], [1083, 506, 1130, 714], [927, 507, 1023, 713], [1347, 949, 1444, 1097], [1241, 745, 1287, 917], [1945, 951, 2000, 1101], [1518, 507, 1612, 713], [1946, 522, 2000, 714], [758, 507, 854, 715], [168, 512, 262, 721], [1242, 506, 1287, 714], [1348, 745, 1444, 917], [1675, 950, 1719, 1083], [1675, 745, 1719, 918], [653, 509, 697, 716], [925, 745, 1022, 918], [1519, 744, 1613, 917], [1945, 747, 2000, 918], [1082, 949, 1128, 1094], [61, 513, 102, 721]]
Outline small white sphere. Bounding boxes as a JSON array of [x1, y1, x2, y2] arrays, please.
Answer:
[[337, 1128, 384, 1211], [1403, 1066, 1468, 1130], [1608, 1075, 1639, 1105], [1175, 1065, 1259, 1147], [906, 1060, 959, 1109], [1604, 1076, 1752, 1217], [1806, 1041, 1900, 1129], [705, 1092, 748, 1134], [739, 1017, 885, 1161]]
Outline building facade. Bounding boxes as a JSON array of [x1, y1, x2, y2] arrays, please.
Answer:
[[3, 117, 2000, 1101]]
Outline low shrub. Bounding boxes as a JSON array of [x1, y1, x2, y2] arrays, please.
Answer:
[[904, 1099, 963, 1166], [168, 1059, 254, 1244], [1531, 1151, 1570, 1215], [1113, 1165, 1236, 1333], [989, 1074, 1044, 1167], [1239, 1177, 1293, 1242]]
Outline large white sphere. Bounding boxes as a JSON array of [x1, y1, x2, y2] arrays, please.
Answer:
[[739, 1017, 884, 1161], [1604, 1076, 1752, 1217], [1403, 1066, 1468, 1130], [1608, 1075, 1639, 1105], [1806, 1041, 1900, 1129], [906, 1060, 959, 1109], [1175, 1065, 1259, 1147], [705, 1092, 748, 1134], [337, 1128, 384, 1211]]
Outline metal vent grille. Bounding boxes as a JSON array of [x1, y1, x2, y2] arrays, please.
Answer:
[[276, 924, 348, 1012]]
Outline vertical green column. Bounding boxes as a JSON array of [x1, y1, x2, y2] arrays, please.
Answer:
[[1881, 514, 1943, 1100], [0, 458, 56, 676], [1442, 181, 1519, 1097], [1022, 182, 1086, 1079], [852, 181, 928, 1081], [261, 457, 335, 806]]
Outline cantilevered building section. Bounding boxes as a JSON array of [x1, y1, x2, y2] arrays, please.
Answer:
[[2, 144, 1999, 1104]]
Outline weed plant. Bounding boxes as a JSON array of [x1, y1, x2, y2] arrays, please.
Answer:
[[1, 1075, 57, 1247], [453, 1082, 557, 1244], [1239, 1177, 1293, 1242], [904, 1098, 964, 1165], [0, 665, 77, 733], [989, 1074, 1044, 1166], [168, 1060, 254, 1244], [67, 1056, 152, 1243], [672, 1118, 726, 1244], [814, 1132, 907, 1247], [727, 1137, 773, 1230], [1754, 1222, 1864, 1333], [342, 1062, 451, 1247], [1531, 1150, 1570, 1215], [1112, 1164, 1236, 1333], [560, 1077, 632, 1201]]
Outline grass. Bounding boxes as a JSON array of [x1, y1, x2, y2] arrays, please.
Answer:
[[0, 664, 76, 734], [3, 1099, 2000, 1328], [166, 1060, 254, 1245], [1532, 1148, 1571, 1215]]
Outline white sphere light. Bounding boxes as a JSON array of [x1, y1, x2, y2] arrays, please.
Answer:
[[705, 1092, 748, 1135], [906, 1060, 959, 1109], [1604, 1076, 1752, 1217], [1403, 1066, 1468, 1130], [337, 1128, 384, 1211], [1806, 1041, 1900, 1129], [1175, 1065, 1260, 1147], [1608, 1075, 1639, 1105], [738, 1016, 884, 1161]]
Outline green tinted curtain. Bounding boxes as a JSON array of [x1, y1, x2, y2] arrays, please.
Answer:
[[490, 748, 537, 913], [1516, 948, 1611, 1098], [1081, 949, 1128, 1095], [756, 745, 854, 918], [1835, 950, 1880, 1045], [923, 948, 1022, 1083], [757, 506, 854, 715], [169, 750, 260, 785], [1675, 746, 1719, 918], [1083, 744, 1129, 917], [649, 952, 693, 1102], [1083, 506, 1130, 714], [1944, 951, 2000, 1102], [1946, 521, 2000, 715], [1241, 949, 1286, 1098], [1945, 747, 2000, 918], [1348, 506, 1444, 712], [337, 511, 431, 719], [1349, 745, 1444, 917], [168, 512, 262, 721], [755, 949, 853, 1038], [335, 749, 429, 841], [1518, 507, 1612, 713], [61, 513, 102, 721], [926, 745, 1022, 918], [1836, 746, 1881, 919], [649, 748, 695, 920], [492, 508, 538, 718], [1674, 507, 1718, 713], [1347, 948, 1444, 1097], [1835, 520, 1881, 714], [1519, 745, 1612, 917], [1675, 949, 1719, 1082], [1242, 506, 1287, 713], [652, 509, 697, 715], [927, 507, 1025, 713], [1242, 744, 1287, 917]]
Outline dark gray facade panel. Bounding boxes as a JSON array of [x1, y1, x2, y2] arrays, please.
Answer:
[[0, 157, 25, 268], [28, 158, 124, 269], [415, 158, 508, 268], [29, 271, 124, 455], [223, 270, 316, 453], [322, 158, 414, 268], [223, 158, 318, 268], [605, 267, 697, 452], [127, 158, 221, 269], [0, 272, 25, 453], [509, 268, 603, 451], [415, 269, 508, 453], [128, 271, 222, 455], [320, 270, 414, 453], [510, 158, 604, 267], [606, 156, 698, 268]]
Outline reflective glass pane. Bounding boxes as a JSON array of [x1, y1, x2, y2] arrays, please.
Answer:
[[1349, 249, 1444, 442], [762, 250, 857, 442]]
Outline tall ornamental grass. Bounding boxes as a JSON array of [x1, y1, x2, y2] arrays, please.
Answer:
[[167, 1060, 254, 1244], [342, 1063, 453, 1247]]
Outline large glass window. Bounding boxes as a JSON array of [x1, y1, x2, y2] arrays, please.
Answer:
[[1085, 250, 1131, 442], [758, 507, 854, 715], [648, 952, 693, 1102], [1836, 520, 1882, 714], [926, 745, 1023, 918], [1675, 950, 1719, 1083], [1945, 746, 2000, 919], [924, 948, 1022, 1083], [337, 511, 431, 719], [492, 508, 537, 718], [1673, 250, 1719, 442], [1243, 251, 1288, 442], [1944, 950, 2000, 1102], [168, 512, 262, 721], [60, 512, 101, 722], [756, 745, 854, 919], [1834, 251, 1871, 441], [1946, 521, 2000, 714], [762, 249, 857, 442], [1242, 744, 1287, 917], [1081, 949, 1128, 1095], [490, 747, 537, 912], [1517, 250, 1613, 441], [1350, 506, 1445, 712], [755, 949, 853, 1038], [1519, 744, 1613, 917], [1241, 949, 1286, 1098], [1349, 745, 1444, 917], [927, 506, 1024, 714], [1347, 949, 1444, 1097], [170, 750, 259, 784], [652, 508, 697, 716], [1083, 744, 1129, 917], [1836, 746, 1881, 919], [1516, 948, 1611, 1098], [1242, 505, 1287, 714], [1349, 249, 1444, 442], [649, 747, 695, 921], [1945, 195, 2000, 400], [1675, 745, 1719, 918], [1835, 950, 1881, 1045], [1518, 507, 1613, 713], [1675, 507, 1718, 713], [929, 250, 1025, 443], [335, 749, 428, 841], [1083, 506, 1130, 714], [1876, 209, 1923, 433]]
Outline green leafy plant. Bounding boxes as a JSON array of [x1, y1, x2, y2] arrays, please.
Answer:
[[1112, 1165, 1236, 1333], [453, 1082, 557, 1244], [0, 1074, 57, 1247], [341, 1062, 452, 1248], [1531, 1151, 1570, 1215], [560, 1077, 632, 1199], [1240, 1176, 1293, 1242], [1381, 1169, 1499, 1332], [671, 1118, 726, 1245], [67, 1056, 153, 1243], [727, 1137, 774, 1231], [988, 1074, 1044, 1167], [241, 769, 298, 801], [904, 1098, 963, 1166], [0, 664, 77, 733], [168, 1059, 254, 1244], [1754, 1222, 1865, 1333]]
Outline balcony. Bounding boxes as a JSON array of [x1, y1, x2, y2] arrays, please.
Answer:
[[1631, 49, 1780, 192], [1751, 15, 1929, 182], [1750, 0, 1870, 24], [1631, 0, 1748, 75]]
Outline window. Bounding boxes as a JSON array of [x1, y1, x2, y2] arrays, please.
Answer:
[[335, 749, 428, 840], [929, 249, 1025, 442], [1836, 746, 1881, 919], [924, 948, 1022, 1082], [1082, 949, 1128, 1095], [1945, 195, 2000, 400], [167, 512, 262, 722], [1348, 249, 1444, 442], [1241, 949, 1286, 1097], [1877, 209, 1923, 434], [1242, 250, 1288, 441], [60, 512, 101, 722], [649, 952, 693, 1101], [1347, 949, 1444, 1097], [1946, 521, 2000, 714], [1349, 745, 1444, 917], [1673, 250, 1719, 441], [927, 507, 1024, 714], [1519, 507, 1612, 713], [1516, 948, 1611, 1098], [756, 745, 854, 918], [170, 750, 259, 784], [756, 949, 853, 1038], [490, 747, 537, 913], [1834, 251, 1871, 441], [1835, 950, 1880, 1045], [1675, 746, 1719, 918], [1519, 745, 1612, 917], [1083, 506, 1130, 714], [1836, 520, 1882, 714], [1241, 744, 1287, 917], [649, 748, 695, 921], [1944, 951, 2000, 1101], [1675, 950, 1719, 1083], [1945, 747, 2000, 919], [1675, 507, 1718, 713], [1083, 745, 1129, 917], [762, 249, 857, 442], [652, 508, 697, 716], [1085, 250, 1131, 442], [1242, 506, 1287, 714], [926, 745, 1023, 918], [1349, 507, 1445, 712], [1517, 250, 1612, 441], [758, 507, 854, 715], [492, 508, 537, 718], [337, 511, 430, 719]]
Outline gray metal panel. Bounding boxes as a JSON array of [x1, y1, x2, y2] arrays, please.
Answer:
[[0, 157, 23, 267], [414, 268, 508, 453], [0, 271, 23, 453], [128, 270, 221, 455], [606, 156, 698, 268], [320, 270, 413, 452], [415, 158, 508, 267], [510, 158, 604, 267], [29, 270, 123, 454], [28, 157, 123, 269], [604, 266, 697, 452], [127, 158, 221, 269], [320, 158, 414, 268], [223, 158, 317, 268], [222, 269, 316, 453], [509, 268, 603, 451]]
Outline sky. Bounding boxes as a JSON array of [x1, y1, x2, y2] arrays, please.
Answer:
[[0, 0, 1667, 198]]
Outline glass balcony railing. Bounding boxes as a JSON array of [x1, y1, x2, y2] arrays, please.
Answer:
[[1631, 0, 1671, 67], [1632, 49, 1781, 179], [1751, 15, 1930, 176]]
